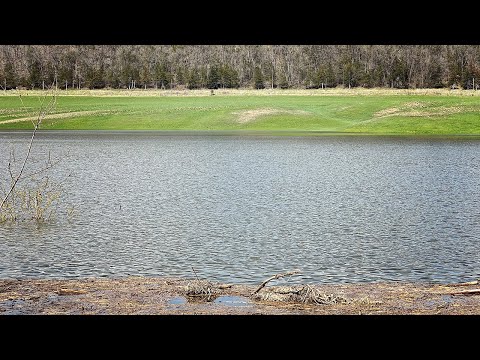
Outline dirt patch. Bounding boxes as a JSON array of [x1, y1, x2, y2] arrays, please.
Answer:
[[374, 101, 428, 118], [0, 108, 34, 115], [375, 107, 401, 117], [374, 102, 474, 119], [1, 277, 479, 315], [232, 108, 310, 123], [0, 110, 111, 124]]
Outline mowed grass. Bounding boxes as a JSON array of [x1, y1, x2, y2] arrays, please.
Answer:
[[0, 90, 479, 134]]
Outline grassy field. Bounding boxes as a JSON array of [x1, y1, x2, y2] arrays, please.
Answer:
[[0, 88, 479, 135]]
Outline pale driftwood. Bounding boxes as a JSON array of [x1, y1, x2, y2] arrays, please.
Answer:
[[446, 280, 479, 287], [57, 288, 87, 296], [450, 289, 480, 296], [218, 284, 233, 289], [252, 270, 301, 295]]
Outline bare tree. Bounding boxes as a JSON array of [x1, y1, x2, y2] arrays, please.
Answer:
[[2, 45, 480, 90]]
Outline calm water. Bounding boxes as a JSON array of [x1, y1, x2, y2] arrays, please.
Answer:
[[1, 131, 479, 284]]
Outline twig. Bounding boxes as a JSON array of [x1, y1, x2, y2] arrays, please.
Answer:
[[191, 266, 200, 281], [1, 118, 41, 209], [22, 157, 62, 180], [8, 150, 15, 182], [252, 270, 301, 295], [16, 90, 36, 125]]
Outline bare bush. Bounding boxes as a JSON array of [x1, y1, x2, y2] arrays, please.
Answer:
[[0, 85, 70, 224]]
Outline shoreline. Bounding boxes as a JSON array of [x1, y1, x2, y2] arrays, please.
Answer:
[[2, 130, 480, 139], [1, 277, 479, 315]]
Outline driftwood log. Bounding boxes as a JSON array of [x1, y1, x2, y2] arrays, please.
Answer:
[[450, 289, 480, 296]]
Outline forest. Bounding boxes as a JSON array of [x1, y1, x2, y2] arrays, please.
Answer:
[[1, 45, 479, 91]]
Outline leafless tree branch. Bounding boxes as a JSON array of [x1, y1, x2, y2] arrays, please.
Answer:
[[252, 270, 302, 295], [0, 86, 57, 211]]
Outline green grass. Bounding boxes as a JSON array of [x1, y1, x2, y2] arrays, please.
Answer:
[[0, 91, 479, 135]]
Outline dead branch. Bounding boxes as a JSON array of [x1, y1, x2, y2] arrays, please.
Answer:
[[252, 270, 301, 295], [21, 157, 63, 180], [8, 150, 15, 182], [191, 266, 200, 281], [17, 89, 37, 125], [450, 289, 480, 296]]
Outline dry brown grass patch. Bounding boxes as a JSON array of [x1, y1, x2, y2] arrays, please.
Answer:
[[232, 108, 310, 123], [374, 102, 476, 119], [0, 110, 113, 124]]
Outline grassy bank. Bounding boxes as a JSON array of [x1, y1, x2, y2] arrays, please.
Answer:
[[0, 89, 479, 134]]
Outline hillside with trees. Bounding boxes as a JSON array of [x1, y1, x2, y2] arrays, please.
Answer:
[[1, 45, 479, 90]]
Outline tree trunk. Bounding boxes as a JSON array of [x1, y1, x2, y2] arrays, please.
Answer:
[[271, 66, 274, 89]]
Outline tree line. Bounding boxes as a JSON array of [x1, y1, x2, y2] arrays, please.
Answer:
[[1, 45, 479, 90]]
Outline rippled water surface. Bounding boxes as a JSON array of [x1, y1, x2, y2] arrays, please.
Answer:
[[1, 131, 479, 284]]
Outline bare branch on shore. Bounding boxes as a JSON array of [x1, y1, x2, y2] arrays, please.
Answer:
[[252, 270, 301, 295]]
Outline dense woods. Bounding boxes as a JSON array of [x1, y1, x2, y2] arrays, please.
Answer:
[[1, 45, 480, 90]]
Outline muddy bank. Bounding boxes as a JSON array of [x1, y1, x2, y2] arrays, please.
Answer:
[[1, 277, 479, 315]]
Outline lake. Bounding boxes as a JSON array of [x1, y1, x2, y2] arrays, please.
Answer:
[[1, 131, 479, 284]]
